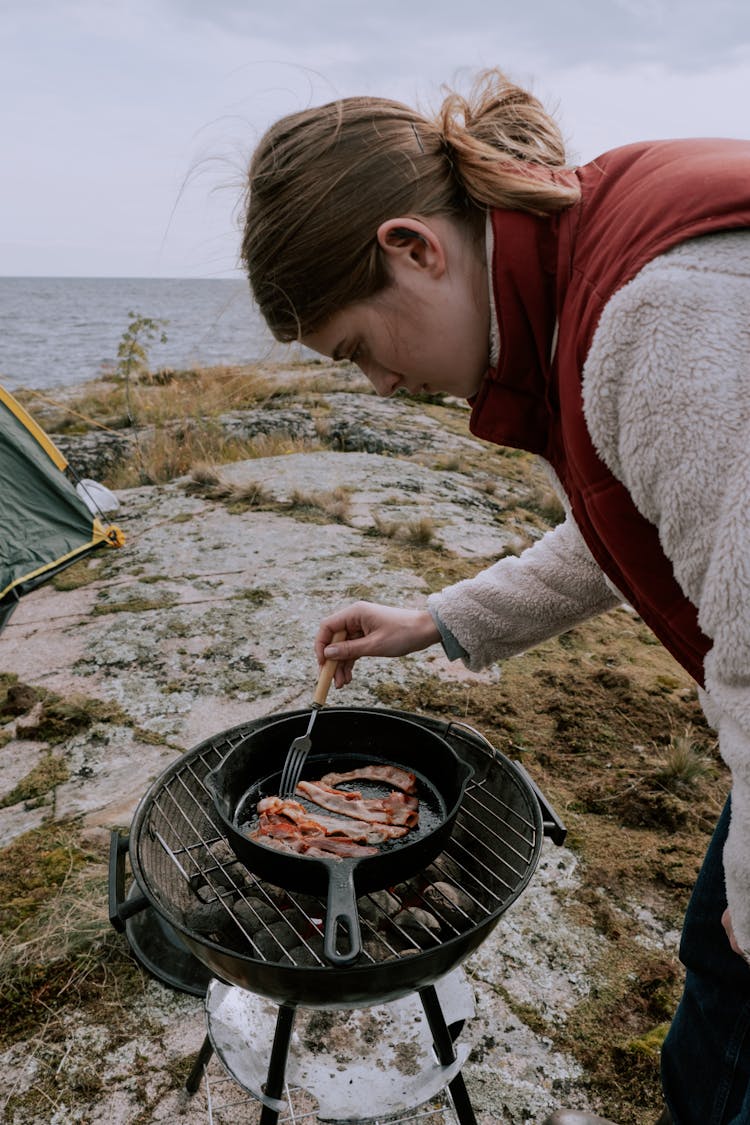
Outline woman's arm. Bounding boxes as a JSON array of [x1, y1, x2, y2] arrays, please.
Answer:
[[427, 515, 621, 671], [316, 514, 622, 686]]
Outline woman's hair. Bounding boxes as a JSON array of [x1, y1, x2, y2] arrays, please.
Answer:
[[242, 69, 579, 341]]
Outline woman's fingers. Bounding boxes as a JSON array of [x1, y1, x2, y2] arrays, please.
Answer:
[[333, 658, 355, 689], [315, 601, 440, 679]]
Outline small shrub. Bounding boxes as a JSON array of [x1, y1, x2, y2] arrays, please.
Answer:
[[368, 514, 403, 539], [518, 483, 566, 526], [287, 487, 352, 524], [366, 514, 439, 549], [227, 480, 276, 510], [653, 725, 714, 790], [183, 464, 235, 499], [189, 463, 222, 488], [404, 516, 436, 546], [434, 455, 463, 472], [116, 311, 168, 386]]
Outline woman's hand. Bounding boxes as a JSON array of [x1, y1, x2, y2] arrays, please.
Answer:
[[315, 601, 441, 688], [721, 907, 750, 962]]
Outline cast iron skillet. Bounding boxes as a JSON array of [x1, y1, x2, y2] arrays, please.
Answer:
[[206, 708, 473, 966]]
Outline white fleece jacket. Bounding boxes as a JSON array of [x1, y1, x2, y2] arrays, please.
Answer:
[[429, 230, 750, 949]]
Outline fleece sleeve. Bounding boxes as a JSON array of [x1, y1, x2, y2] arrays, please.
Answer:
[[582, 230, 750, 951], [427, 514, 621, 672]]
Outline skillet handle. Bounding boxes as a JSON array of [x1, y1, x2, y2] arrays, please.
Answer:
[[323, 862, 362, 966]]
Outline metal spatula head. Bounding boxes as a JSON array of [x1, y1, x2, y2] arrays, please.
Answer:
[[278, 629, 345, 798]]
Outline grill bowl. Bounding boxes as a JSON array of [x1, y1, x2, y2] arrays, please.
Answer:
[[205, 709, 474, 966], [128, 707, 546, 1009]]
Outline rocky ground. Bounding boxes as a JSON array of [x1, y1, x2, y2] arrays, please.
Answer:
[[0, 370, 729, 1124]]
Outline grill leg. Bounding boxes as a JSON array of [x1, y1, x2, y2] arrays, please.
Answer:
[[419, 985, 478, 1125], [185, 1033, 214, 1095], [258, 1002, 297, 1125]]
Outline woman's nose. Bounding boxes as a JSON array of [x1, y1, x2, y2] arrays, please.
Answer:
[[363, 362, 400, 397]]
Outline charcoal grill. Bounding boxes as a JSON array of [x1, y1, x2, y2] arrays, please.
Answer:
[[110, 706, 565, 1123]]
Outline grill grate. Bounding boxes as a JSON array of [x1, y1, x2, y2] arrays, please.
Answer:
[[135, 719, 539, 973]]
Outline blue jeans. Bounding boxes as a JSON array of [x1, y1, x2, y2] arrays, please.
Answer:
[[662, 797, 750, 1124]]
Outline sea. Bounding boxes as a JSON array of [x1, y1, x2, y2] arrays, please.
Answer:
[[0, 276, 304, 394]]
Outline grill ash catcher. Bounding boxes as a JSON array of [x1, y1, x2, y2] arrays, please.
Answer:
[[109, 706, 566, 1124]]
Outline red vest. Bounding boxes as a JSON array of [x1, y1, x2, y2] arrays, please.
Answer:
[[470, 139, 750, 684]]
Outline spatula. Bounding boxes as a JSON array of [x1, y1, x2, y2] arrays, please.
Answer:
[[278, 629, 346, 798]]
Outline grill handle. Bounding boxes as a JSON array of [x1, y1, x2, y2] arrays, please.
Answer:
[[512, 762, 567, 846], [108, 829, 149, 932], [446, 719, 567, 846]]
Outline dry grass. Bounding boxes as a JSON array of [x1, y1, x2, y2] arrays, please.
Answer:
[[368, 514, 437, 546], [19, 362, 355, 432], [184, 470, 355, 525], [0, 822, 86, 935], [433, 454, 464, 473], [404, 516, 437, 546], [17, 362, 352, 487], [377, 540, 494, 591], [244, 431, 320, 459], [107, 425, 254, 488], [183, 466, 276, 510], [113, 426, 323, 487], [653, 724, 715, 790], [0, 827, 143, 1054], [516, 480, 566, 525], [499, 530, 537, 558], [0, 862, 108, 973], [368, 514, 403, 539], [287, 487, 353, 524]]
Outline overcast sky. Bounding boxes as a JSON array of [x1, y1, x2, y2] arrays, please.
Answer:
[[2, 0, 749, 278]]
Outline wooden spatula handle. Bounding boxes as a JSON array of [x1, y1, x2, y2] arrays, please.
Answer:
[[313, 629, 347, 705]]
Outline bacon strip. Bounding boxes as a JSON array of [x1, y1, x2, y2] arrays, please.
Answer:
[[296, 780, 419, 828], [319, 764, 417, 795], [250, 831, 378, 860], [319, 760, 420, 796], [256, 796, 408, 843]]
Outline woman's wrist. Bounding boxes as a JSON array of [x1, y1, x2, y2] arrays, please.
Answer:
[[409, 609, 442, 650]]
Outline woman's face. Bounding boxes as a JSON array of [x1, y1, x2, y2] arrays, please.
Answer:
[[302, 215, 490, 400]]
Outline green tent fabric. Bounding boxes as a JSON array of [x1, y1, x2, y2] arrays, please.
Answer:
[[0, 385, 124, 631]]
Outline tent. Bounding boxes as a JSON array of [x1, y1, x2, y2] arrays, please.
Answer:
[[0, 384, 124, 632]]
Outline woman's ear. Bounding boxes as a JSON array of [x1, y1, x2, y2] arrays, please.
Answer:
[[376, 217, 446, 277]]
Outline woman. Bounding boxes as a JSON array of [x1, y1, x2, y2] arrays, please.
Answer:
[[242, 70, 750, 1124]]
